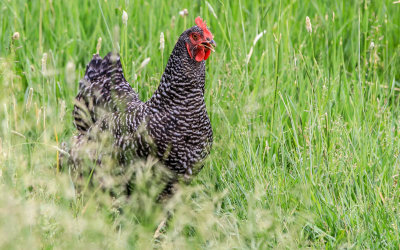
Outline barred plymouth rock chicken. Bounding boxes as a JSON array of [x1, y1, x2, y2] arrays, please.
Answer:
[[67, 17, 215, 198]]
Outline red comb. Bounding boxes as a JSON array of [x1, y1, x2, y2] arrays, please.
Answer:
[[195, 16, 213, 39]]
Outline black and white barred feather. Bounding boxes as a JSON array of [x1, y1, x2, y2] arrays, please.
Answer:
[[69, 26, 213, 197]]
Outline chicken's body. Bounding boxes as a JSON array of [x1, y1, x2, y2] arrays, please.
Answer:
[[68, 17, 215, 197]]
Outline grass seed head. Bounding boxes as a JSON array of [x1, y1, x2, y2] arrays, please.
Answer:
[[171, 16, 176, 29], [96, 37, 102, 54], [369, 41, 375, 50], [59, 99, 66, 121], [179, 9, 188, 18], [159, 32, 165, 51], [122, 10, 128, 26], [41, 53, 47, 74], [306, 16, 312, 33], [12, 32, 20, 40]]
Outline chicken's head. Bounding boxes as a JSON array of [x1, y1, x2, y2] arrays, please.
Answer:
[[184, 17, 216, 62]]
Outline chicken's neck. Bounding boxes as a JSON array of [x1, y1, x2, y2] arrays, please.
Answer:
[[147, 41, 207, 113]]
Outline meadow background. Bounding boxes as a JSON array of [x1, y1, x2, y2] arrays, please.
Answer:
[[1, 0, 400, 248]]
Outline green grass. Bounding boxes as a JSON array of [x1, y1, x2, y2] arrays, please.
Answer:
[[1, 0, 400, 248]]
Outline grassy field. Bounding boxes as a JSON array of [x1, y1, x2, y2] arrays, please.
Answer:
[[1, 0, 400, 248]]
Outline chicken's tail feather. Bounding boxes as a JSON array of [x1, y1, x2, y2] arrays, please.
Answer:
[[73, 52, 139, 134], [81, 52, 125, 88]]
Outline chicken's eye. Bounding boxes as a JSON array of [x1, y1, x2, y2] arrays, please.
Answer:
[[192, 34, 199, 41]]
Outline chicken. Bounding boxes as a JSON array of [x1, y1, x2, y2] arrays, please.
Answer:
[[67, 17, 216, 199]]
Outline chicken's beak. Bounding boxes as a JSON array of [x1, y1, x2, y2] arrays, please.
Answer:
[[201, 39, 216, 52], [209, 39, 216, 48]]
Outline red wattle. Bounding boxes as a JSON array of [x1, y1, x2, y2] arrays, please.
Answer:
[[195, 49, 205, 62], [204, 49, 211, 60]]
